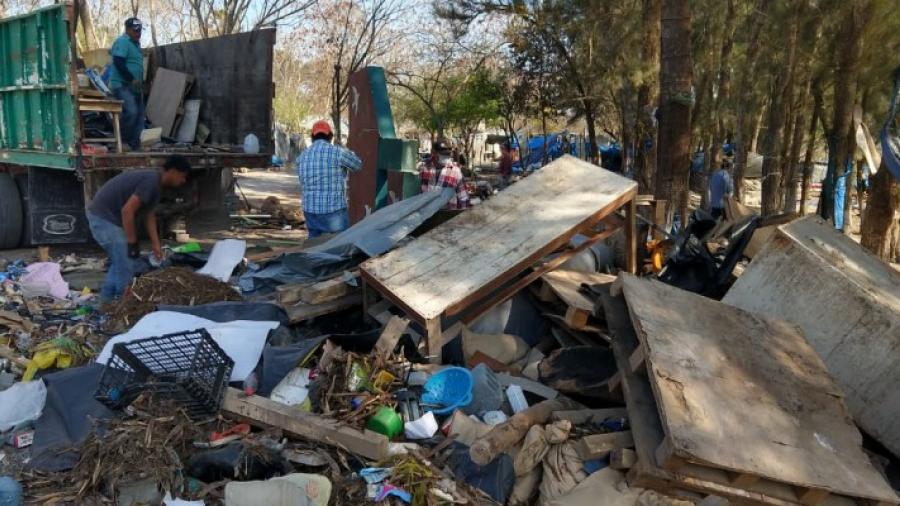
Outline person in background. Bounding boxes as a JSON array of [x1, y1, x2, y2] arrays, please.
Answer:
[[109, 18, 145, 151], [708, 159, 735, 219], [87, 155, 191, 301], [419, 139, 470, 209], [296, 120, 363, 237]]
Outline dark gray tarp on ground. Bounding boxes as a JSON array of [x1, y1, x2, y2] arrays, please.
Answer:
[[29, 364, 117, 472], [257, 337, 327, 396], [239, 188, 454, 293], [157, 301, 288, 324]]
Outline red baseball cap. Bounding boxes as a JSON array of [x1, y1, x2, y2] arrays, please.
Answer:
[[311, 120, 333, 137]]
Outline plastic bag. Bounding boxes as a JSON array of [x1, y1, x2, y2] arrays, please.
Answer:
[[243, 133, 260, 154], [0, 380, 47, 431]]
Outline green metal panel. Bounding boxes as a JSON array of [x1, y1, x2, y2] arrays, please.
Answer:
[[0, 5, 77, 170], [366, 66, 396, 139]]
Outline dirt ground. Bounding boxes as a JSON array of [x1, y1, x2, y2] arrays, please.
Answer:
[[232, 167, 302, 211]]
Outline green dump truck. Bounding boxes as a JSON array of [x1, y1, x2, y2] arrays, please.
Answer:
[[0, 4, 275, 248]]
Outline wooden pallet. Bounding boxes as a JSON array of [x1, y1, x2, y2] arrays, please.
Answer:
[[611, 275, 898, 506]]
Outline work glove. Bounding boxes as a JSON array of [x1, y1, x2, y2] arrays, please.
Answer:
[[128, 242, 140, 259]]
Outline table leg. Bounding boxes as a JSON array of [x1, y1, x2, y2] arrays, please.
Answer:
[[425, 317, 442, 364], [112, 113, 123, 153], [625, 198, 637, 274]]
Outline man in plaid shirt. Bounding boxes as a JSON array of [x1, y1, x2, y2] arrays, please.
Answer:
[[296, 120, 362, 237], [419, 139, 469, 210]]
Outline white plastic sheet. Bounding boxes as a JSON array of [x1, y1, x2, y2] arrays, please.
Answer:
[[0, 379, 47, 431], [96, 311, 277, 381], [197, 239, 247, 282]]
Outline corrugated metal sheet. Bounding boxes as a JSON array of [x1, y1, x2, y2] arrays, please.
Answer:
[[0, 4, 77, 169]]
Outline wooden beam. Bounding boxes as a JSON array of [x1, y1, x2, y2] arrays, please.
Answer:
[[576, 431, 634, 460], [221, 388, 388, 461], [655, 437, 686, 471], [794, 487, 830, 506], [629, 343, 648, 374], [374, 315, 409, 355], [729, 472, 760, 488], [300, 274, 358, 304], [608, 371, 623, 395], [276, 282, 312, 305], [610, 448, 637, 470], [551, 408, 628, 425], [284, 292, 362, 324], [625, 197, 637, 274], [564, 306, 590, 329]]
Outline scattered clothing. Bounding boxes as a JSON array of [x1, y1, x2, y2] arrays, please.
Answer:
[[296, 139, 363, 217], [88, 169, 161, 226], [419, 157, 469, 210], [708, 169, 734, 213]]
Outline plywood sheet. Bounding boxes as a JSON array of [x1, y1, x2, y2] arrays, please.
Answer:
[[361, 156, 636, 320], [146, 67, 191, 136], [724, 215, 900, 458], [620, 274, 897, 502]]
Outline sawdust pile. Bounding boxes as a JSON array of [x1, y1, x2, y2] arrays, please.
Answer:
[[104, 267, 242, 332]]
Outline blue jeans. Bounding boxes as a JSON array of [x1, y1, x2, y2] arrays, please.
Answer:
[[112, 86, 144, 150], [305, 208, 349, 238], [87, 212, 134, 301]]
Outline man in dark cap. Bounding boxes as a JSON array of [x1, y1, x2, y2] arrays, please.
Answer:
[[110, 18, 145, 151]]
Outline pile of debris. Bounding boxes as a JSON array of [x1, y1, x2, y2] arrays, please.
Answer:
[[1, 157, 899, 506], [103, 267, 242, 332]]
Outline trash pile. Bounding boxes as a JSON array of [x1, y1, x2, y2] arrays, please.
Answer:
[[103, 266, 243, 332], [1, 158, 899, 506]]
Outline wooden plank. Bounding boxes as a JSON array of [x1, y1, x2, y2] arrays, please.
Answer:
[[625, 197, 637, 273], [374, 315, 409, 355], [724, 216, 900, 459], [146, 67, 192, 136], [360, 156, 637, 321], [540, 269, 616, 313], [222, 388, 388, 461], [284, 292, 362, 324], [620, 274, 898, 503], [610, 448, 637, 470], [300, 274, 358, 304], [467, 351, 524, 377], [576, 431, 634, 460], [602, 287, 807, 506], [276, 282, 312, 304]]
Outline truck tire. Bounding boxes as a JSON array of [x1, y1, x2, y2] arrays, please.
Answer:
[[0, 173, 24, 249], [14, 173, 32, 247]]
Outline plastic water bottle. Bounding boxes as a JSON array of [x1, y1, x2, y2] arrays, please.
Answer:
[[0, 476, 23, 506], [243, 133, 260, 154]]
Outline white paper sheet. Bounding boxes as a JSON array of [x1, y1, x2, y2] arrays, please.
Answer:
[[96, 311, 277, 381], [198, 239, 247, 282]]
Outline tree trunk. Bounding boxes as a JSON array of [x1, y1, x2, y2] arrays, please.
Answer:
[[860, 164, 900, 261], [634, 0, 661, 194], [783, 91, 808, 213], [332, 64, 343, 146], [732, 0, 771, 202], [709, 0, 735, 172], [800, 80, 823, 215], [654, 0, 693, 225], [822, 1, 871, 223], [77, 0, 99, 51], [583, 99, 600, 164], [760, 6, 800, 217]]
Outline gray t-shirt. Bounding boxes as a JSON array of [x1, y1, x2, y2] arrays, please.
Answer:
[[88, 170, 161, 226]]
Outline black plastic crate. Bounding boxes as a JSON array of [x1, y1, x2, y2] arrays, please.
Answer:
[[95, 329, 234, 416]]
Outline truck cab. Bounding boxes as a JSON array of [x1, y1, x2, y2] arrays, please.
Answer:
[[0, 4, 275, 248]]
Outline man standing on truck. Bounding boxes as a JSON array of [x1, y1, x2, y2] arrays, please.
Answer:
[[296, 120, 363, 238], [87, 155, 191, 301], [109, 18, 145, 151]]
